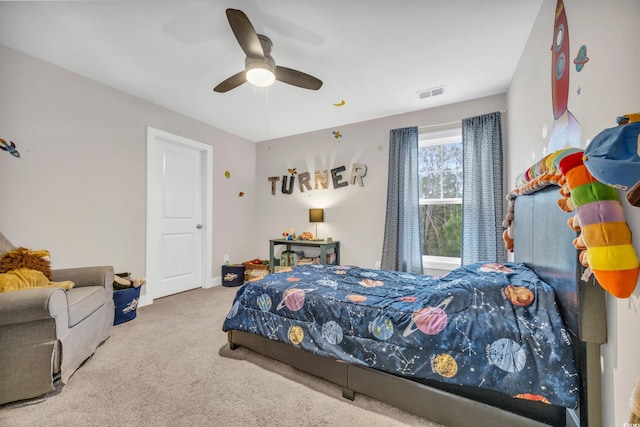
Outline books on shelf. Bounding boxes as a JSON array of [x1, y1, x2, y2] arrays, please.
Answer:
[[278, 249, 337, 268], [292, 253, 336, 266]]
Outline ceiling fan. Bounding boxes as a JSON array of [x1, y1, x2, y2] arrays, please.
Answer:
[[213, 8, 323, 93]]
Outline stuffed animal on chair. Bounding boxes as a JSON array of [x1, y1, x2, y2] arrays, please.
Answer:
[[0, 247, 74, 292]]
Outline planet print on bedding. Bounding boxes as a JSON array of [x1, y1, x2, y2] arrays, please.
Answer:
[[316, 279, 338, 289], [487, 338, 527, 373], [504, 285, 535, 306], [322, 321, 344, 345], [257, 294, 272, 311], [276, 288, 314, 312], [360, 278, 384, 287], [369, 315, 394, 340], [402, 296, 452, 337], [347, 294, 367, 303], [431, 353, 458, 378], [288, 325, 304, 345]]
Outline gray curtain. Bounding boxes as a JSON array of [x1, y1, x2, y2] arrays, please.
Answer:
[[461, 111, 505, 264], [381, 127, 423, 273]]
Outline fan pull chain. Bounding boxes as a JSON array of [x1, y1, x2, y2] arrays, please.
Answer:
[[265, 87, 269, 135]]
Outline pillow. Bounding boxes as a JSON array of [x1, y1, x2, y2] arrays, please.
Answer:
[[0, 247, 52, 279], [0, 232, 16, 258]]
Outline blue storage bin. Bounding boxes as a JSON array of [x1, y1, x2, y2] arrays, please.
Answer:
[[222, 264, 245, 287], [113, 286, 141, 325]]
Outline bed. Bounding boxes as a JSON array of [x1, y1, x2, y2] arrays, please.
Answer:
[[222, 186, 607, 427]]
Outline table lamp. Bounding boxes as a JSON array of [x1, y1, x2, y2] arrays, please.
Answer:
[[309, 208, 324, 240]]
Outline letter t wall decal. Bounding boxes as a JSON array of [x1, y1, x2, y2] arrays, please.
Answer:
[[268, 176, 280, 195]]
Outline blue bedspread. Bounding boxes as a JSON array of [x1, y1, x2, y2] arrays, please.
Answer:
[[222, 262, 578, 408]]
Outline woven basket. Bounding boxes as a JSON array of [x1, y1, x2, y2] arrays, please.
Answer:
[[242, 260, 269, 281], [243, 260, 269, 271]]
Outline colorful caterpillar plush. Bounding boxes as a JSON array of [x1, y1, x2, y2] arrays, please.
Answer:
[[557, 152, 639, 298], [503, 148, 639, 298]]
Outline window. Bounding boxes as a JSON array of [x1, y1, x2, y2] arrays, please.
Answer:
[[419, 128, 462, 269]]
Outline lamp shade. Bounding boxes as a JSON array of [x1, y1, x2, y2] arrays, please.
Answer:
[[309, 208, 324, 223]]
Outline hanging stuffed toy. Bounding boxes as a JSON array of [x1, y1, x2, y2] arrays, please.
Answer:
[[583, 113, 640, 207], [503, 145, 639, 298], [557, 151, 639, 298]]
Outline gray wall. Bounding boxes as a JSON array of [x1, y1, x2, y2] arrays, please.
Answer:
[[255, 95, 506, 268], [0, 45, 257, 284]]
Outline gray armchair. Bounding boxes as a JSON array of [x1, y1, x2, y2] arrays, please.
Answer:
[[0, 265, 115, 404]]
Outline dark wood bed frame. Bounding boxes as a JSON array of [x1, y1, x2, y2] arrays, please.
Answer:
[[227, 187, 607, 426]]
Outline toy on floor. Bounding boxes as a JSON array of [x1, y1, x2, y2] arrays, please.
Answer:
[[113, 272, 146, 290]]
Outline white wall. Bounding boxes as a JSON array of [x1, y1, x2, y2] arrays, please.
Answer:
[[255, 95, 506, 268], [0, 45, 257, 286], [507, 1, 640, 424]]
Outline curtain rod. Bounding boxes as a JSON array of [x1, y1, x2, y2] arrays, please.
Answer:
[[418, 120, 460, 129], [413, 110, 507, 130], [388, 110, 507, 132]]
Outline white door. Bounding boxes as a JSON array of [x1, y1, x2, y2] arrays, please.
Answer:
[[146, 128, 212, 303]]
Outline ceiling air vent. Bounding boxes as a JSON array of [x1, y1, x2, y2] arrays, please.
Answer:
[[418, 85, 446, 100]]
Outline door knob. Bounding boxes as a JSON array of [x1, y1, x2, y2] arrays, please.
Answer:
[[196, 224, 203, 230]]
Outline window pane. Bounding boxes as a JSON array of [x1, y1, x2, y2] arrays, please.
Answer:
[[442, 171, 462, 198], [419, 142, 462, 200], [419, 146, 442, 175], [420, 203, 462, 258], [421, 173, 442, 199], [441, 143, 462, 170]]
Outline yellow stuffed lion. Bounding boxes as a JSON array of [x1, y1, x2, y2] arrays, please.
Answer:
[[0, 247, 74, 293]]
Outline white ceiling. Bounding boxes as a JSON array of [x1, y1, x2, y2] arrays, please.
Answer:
[[0, 1, 543, 142]]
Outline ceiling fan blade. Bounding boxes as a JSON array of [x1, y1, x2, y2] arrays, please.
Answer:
[[275, 66, 323, 90], [226, 9, 264, 59], [213, 71, 247, 93]]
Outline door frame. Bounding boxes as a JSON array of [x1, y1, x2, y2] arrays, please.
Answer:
[[145, 126, 213, 306]]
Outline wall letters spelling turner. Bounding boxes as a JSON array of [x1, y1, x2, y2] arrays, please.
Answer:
[[268, 163, 367, 195]]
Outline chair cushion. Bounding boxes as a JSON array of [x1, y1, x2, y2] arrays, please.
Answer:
[[66, 286, 105, 327]]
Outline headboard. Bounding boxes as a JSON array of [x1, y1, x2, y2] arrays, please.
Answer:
[[513, 186, 606, 344]]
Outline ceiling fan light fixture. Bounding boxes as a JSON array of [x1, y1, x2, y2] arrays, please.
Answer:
[[246, 62, 275, 87], [214, 9, 322, 93]]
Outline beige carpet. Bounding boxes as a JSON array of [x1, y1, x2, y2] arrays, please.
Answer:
[[0, 285, 444, 427]]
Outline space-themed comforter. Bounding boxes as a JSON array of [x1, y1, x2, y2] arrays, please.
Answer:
[[222, 262, 578, 408]]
